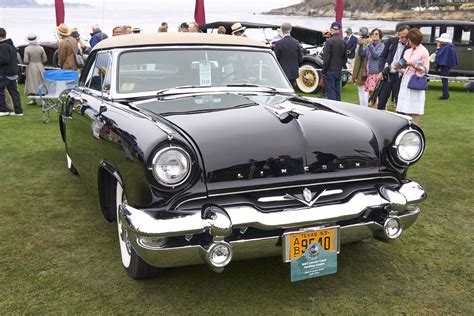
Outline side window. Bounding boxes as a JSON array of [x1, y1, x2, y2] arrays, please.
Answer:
[[457, 26, 471, 45], [418, 27, 433, 44], [470, 26, 474, 46], [87, 52, 112, 92], [79, 53, 96, 87]]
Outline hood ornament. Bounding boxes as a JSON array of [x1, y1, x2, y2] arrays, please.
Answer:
[[276, 105, 304, 123], [264, 104, 304, 123]]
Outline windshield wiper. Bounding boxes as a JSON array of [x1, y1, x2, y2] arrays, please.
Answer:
[[156, 85, 210, 97], [225, 83, 277, 92]]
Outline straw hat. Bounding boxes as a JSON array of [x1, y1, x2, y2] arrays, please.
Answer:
[[56, 23, 71, 37], [436, 33, 452, 43], [26, 34, 38, 42], [231, 23, 246, 34]]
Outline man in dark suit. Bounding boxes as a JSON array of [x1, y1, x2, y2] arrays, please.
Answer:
[[343, 27, 357, 70], [377, 24, 409, 110], [274, 22, 303, 87]]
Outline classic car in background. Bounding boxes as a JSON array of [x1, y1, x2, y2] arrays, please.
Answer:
[[201, 21, 349, 94], [59, 33, 426, 280], [16, 41, 59, 84], [398, 20, 474, 77]]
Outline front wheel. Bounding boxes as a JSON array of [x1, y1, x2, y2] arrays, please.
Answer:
[[115, 181, 161, 279], [296, 62, 321, 94]]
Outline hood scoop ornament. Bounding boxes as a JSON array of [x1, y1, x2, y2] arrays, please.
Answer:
[[270, 104, 304, 123]]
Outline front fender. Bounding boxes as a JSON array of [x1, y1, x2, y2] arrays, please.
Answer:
[[302, 54, 323, 67]]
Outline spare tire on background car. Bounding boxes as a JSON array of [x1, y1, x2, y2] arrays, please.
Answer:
[[297, 63, 351, 95], [296, 62, 321, 94], [52, 49, 60, 68]]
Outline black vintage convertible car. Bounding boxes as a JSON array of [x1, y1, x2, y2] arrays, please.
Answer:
[[59, 33, 426, 280]]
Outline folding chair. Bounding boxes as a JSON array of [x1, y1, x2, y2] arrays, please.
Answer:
[[30, 70, 78, 123]]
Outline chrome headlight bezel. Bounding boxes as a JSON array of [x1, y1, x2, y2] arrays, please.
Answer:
[[392, 129, 424, 164], [151, 146, 192, 187]]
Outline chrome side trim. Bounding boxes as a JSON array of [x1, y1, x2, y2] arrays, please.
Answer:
[[175, 195, 208, 209]]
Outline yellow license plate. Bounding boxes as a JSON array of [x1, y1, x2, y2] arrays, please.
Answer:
[[286, 227, 338, 261]]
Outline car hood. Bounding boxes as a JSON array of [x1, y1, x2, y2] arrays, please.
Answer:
[[137, 93, 380, 194]]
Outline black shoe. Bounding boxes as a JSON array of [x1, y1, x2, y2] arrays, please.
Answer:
[[438, 96, 449, 100]]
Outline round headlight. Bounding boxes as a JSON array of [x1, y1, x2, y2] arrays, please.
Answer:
[[394, 130, 424, 163], [152, 147, 191, 186]]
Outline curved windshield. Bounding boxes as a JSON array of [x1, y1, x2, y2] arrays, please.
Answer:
[[117, 48, 291, 94]]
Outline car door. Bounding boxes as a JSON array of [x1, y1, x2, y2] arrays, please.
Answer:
[[66, 51, 113, 185]]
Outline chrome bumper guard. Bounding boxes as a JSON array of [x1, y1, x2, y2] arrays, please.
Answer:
[[118, 181, 426, 270]]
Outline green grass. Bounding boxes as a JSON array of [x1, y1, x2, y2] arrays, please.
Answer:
[[0, 82, 473, 314]]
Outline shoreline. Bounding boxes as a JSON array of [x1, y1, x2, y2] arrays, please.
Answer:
[[264, 7, 474, 21]]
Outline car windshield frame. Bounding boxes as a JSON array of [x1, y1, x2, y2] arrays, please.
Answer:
[[112, 46, 293, 99]]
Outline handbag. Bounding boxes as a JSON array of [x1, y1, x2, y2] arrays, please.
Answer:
[[407, 74, 428, 90], [74, 53, 85, 68]]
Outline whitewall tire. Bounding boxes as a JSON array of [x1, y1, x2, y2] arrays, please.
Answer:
[[115, 181, 160, 279]]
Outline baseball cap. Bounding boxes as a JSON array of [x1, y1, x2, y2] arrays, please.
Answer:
[[330, 21, 341, 31]]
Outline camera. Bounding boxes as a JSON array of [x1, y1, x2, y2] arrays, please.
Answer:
[[359, 27, 369, 39], [398, 58, 407, 68]]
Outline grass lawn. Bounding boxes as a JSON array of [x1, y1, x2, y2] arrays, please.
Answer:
[[0, 82, 473, 314]]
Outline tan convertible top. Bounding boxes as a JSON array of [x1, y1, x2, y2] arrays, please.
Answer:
[[94, 32, 268, 50]]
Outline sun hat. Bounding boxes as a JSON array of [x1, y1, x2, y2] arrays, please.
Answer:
[[436, 33, 452, 43], [26, 34, 38, 42], [56, 23, 71, 36], [330, 21, 341, 31], [231, 23, 246, 34]]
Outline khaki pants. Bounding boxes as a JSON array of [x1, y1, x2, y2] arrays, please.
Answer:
[[5, 88, 14, 112]]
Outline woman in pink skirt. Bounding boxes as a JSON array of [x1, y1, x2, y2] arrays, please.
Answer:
[[358, 28, 385, 104]]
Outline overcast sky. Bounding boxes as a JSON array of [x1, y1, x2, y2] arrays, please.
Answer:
[[36, 0, 300, 6]]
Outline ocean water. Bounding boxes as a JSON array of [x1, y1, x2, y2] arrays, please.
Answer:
[[0, 0, 399, 45]]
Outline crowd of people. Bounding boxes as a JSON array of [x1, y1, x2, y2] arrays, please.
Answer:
[[0, 20, 462, 124], [342, 23, 457, 124]]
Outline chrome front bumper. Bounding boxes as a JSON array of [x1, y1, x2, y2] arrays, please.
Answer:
[[118, 181, 426, 270]]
